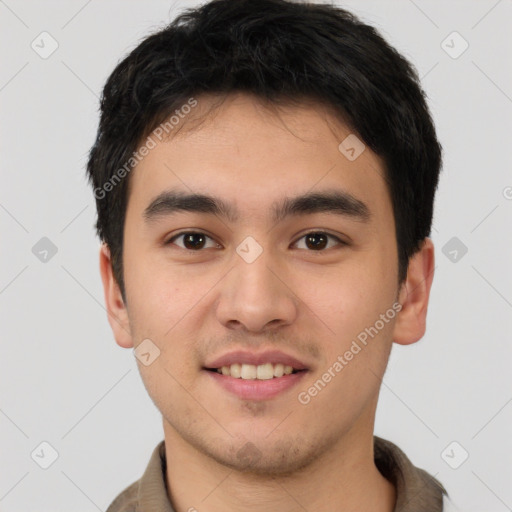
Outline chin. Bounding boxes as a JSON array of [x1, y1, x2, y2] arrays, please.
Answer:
[[200, 435, 327, 477]]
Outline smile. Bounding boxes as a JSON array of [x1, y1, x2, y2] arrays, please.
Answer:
[[207, 362, 303, 380]]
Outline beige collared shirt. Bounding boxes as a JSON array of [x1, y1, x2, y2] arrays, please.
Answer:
[[106, 436, 449, 511]]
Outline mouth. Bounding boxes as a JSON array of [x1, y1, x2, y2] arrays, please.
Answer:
[[202, 350, 310, 400], [204, 362, 305, 380]]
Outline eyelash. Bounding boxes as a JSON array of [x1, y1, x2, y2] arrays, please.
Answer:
[[165, 230, 347, 252]]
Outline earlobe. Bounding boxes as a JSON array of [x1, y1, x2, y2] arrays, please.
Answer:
[[98, 243, 134, 349], [392, 238, 435, 346]]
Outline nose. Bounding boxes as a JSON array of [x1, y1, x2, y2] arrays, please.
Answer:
[[215, 247, 299, 333]]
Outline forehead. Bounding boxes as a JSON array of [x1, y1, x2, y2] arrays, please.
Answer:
[[125, 93, 391, 226]]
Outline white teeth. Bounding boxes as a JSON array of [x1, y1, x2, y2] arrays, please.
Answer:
[[256, 363, 274, 380], [230, 363, 241, 378], [241, 364, 257, 379], [273, 363, 284, 377], [213, 362, 300, 379]]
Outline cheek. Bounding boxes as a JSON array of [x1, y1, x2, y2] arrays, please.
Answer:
[[310, 254, 393, 315], [124, 255, 209, 369], [301, 259, 397, 362], [124, 245, 181, 323]]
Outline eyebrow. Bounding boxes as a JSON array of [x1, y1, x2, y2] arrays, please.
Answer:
[[143, 188, 371, 225]]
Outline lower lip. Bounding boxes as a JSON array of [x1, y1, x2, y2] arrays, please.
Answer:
[[203, 369, 308, 401]]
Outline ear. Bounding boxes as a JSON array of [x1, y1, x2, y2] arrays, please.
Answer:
[[392, 237, 435, 345], [98, 243, 134, 348]]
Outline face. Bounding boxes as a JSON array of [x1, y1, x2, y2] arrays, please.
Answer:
[[100, 92, 432, 475]]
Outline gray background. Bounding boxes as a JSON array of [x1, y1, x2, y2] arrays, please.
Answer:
[[1, 0, 511, 510]]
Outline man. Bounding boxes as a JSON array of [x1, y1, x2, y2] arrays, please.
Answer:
[[87, 0, 450, 510]]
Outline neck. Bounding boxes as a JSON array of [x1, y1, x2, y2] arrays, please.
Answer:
[[163, 408, 396, 512]]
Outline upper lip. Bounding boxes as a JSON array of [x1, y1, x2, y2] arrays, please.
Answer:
[[204, 350, 309, 371]]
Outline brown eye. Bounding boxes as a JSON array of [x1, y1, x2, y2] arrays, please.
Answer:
[[166, 231, 218, 250], [294, 231, 345, 251]]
